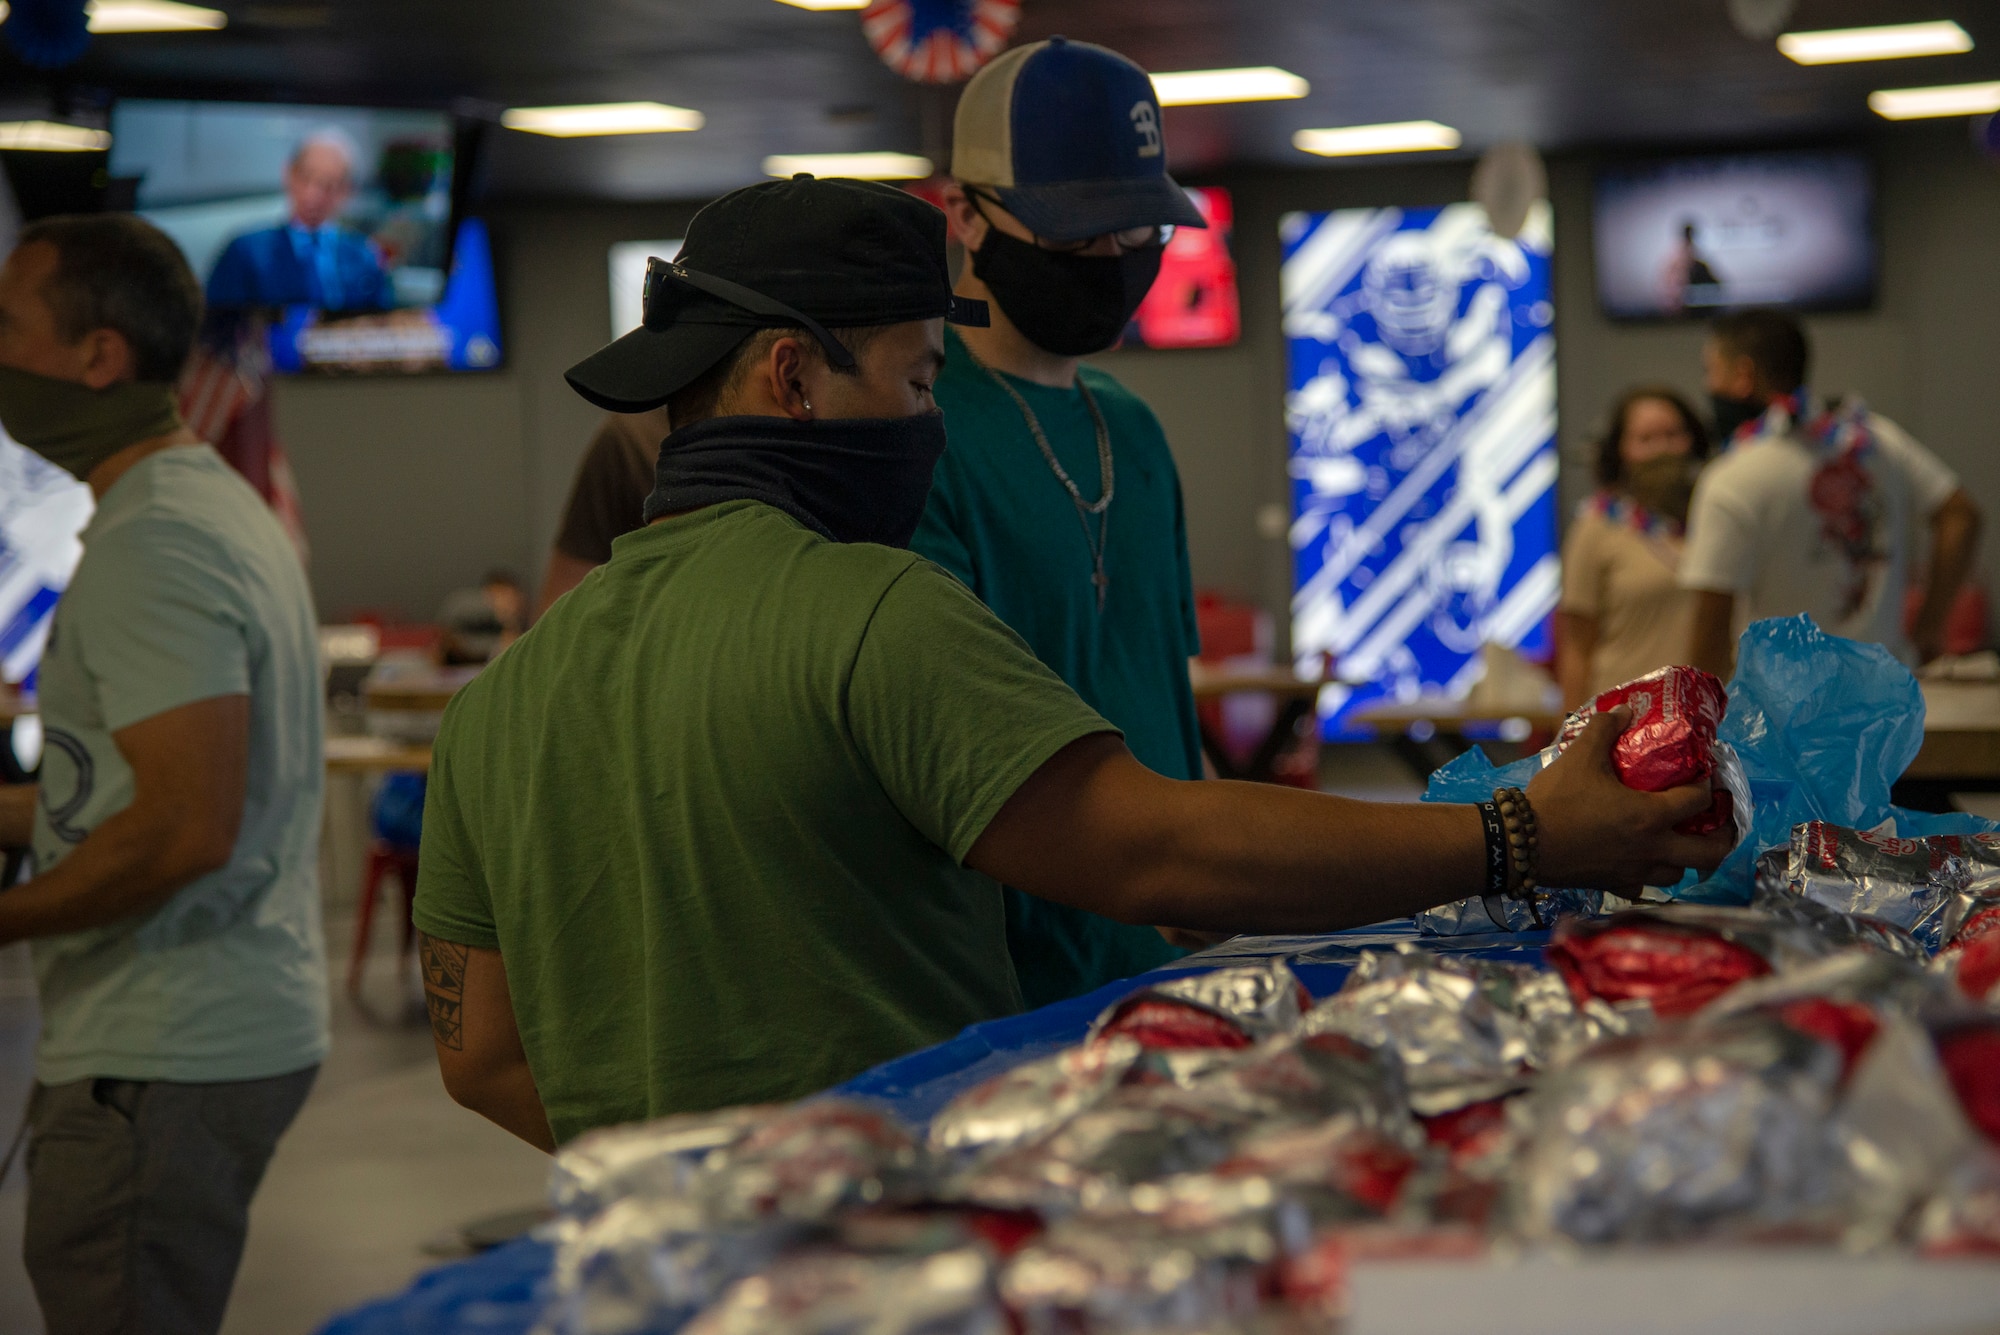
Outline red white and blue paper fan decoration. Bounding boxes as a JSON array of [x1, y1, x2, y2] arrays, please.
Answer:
[[861, 0, 1019, 85]]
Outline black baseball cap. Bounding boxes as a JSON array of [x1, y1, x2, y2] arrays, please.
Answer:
[[566, 175, 989, 414]]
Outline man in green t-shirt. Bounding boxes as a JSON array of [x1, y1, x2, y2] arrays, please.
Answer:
[[913, 38, 1216, 1005], [411, 176, 1732, 1155]]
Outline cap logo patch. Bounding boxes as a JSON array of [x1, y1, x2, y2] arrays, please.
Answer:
[[1130, 100, 1162, 158]]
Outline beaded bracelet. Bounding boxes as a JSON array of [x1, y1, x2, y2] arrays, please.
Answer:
[[1493, 786, 1541, 897]]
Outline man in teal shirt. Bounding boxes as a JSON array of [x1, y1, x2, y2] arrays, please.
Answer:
[[410, 176, 1733, 1158], [916, 37, 1211, 1004]]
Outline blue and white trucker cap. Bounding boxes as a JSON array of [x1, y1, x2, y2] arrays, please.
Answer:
[[952, 36, 1207, 244]]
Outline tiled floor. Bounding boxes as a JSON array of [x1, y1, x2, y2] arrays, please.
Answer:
[[0, 916, 550, 1334]]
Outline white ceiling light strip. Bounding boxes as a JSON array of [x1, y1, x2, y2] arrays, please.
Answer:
[[1868, 80, 2000, 119], [1778, 20, 1972, 65], [501, 103, 705, 137], [1150, 67, 1309, 107], [1293, 121, 1462, 156], [762, 152, 933, 179]]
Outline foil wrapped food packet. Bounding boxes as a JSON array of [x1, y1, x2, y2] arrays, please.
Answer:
[[1935, 931, 2000, 1005], [1786, 821, 1968, 950], [1087, 962, 1312, 1052], [1513, 1009, 1856, 1245], [1298, 949, 1532, 1116], [552, 1105, 775, 1222], [1544, 905, 1836, 1019], [998, 1184, 1316, 1334], [948, 1085, 1260, 1215], [682, 1247, 1007, 1335], [928, 1039, 1143, 1163], [1939, 833, 2000, 948], [1750, 852, 1928, 961], [543, 1197, 807, 1335]]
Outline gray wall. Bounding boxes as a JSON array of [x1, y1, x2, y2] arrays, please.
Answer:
[[279, 122, 2000, 635]]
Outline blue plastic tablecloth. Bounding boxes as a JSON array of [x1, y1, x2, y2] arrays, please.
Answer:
[[318, 924, 1550, 1335]]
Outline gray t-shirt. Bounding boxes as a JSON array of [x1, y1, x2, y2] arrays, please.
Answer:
[[30, 445, 329, 1084]]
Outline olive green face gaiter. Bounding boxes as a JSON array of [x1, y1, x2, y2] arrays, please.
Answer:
[[0, 364, 184, 481]]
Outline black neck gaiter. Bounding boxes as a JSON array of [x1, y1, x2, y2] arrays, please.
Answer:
[[642, 411, 949, 548]]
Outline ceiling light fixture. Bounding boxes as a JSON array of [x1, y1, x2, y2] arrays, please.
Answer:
[[1868, 79, 2000, 119], [763, 151, 933, 179], [500, 102, 705, 137], [771, 0, 869, 9], [86, 0, 228, 31], [1293, 120, 1461, 157], [1150, 66, 1309, 107], [0, 121, 112, 151], [1777, 20, 1971, 65]]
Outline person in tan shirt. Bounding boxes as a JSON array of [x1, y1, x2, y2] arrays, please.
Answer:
[[1558, 387, 1711, 707], [536, 406, 674, 615]]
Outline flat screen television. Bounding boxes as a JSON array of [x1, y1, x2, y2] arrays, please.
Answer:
[[1593, 149, 1875, 321], [109, 98, 502, 373], [1122, 185, 1239, 350]]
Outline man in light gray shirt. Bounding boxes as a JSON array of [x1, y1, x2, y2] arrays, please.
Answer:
[[0, 214, 328, 1335]]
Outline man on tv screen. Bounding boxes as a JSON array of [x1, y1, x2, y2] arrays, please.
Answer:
[[205, 129, 394, 312]]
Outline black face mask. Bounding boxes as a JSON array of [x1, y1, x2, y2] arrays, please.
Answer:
[[642, 410, 948, 549], [971, 230, 1163, 357], [1710, 392, 1766, 445]]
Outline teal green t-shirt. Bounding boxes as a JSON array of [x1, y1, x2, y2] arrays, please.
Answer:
[[30, 446, 329, 1085], [913, 329, 1201, 1007], [412, 501, 1115, 1145]]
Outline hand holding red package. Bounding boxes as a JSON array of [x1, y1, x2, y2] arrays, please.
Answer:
[[1552, 666, 1746, 838]]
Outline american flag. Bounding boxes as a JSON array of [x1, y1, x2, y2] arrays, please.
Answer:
[[179, 315, 310, 564]]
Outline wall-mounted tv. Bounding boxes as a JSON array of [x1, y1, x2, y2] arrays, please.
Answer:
[[1593, 149, 1875, 321], [1123, 185, 1239, 350], [110, 98, 501, 373]]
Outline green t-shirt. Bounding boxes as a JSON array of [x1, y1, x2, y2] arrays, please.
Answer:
[[913, 329, 1200, 1007], [31, 445, 329, 1085], [413, 500, 1113, 1145]]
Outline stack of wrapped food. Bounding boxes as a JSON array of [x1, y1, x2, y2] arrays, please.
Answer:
[[534, 842, 2000, 1334], [525, 653, 2000, 1333]]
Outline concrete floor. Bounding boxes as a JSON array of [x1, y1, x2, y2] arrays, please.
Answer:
[[0, 914, 551, 1335]]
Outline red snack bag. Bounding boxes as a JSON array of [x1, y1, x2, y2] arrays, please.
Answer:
[[1936, 1024, 2000, 1145], [1947, 931, 2000, 1004], [1095, 997, 1255, 1050], [1554, 666, 1731, 835], [1773, 998, 1880, 1083], [1547, 912, 1772, 1017], [1088, 962, 1311, 1052]]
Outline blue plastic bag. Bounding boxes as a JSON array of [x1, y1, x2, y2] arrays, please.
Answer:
[[1684, 615, 1998, 903], [1418, 615, 1998, 926]]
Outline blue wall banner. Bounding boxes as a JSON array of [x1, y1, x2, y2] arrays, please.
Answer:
[[1281, 202, 1558, 736]]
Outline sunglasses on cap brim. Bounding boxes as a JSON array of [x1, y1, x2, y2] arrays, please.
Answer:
[[643, 258, 859, 371]]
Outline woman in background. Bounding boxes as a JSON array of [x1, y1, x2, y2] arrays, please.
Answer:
[[1558, 386, 1711, 707]]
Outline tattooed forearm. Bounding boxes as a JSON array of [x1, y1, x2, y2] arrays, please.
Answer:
[[418, 932, 468, 1051]]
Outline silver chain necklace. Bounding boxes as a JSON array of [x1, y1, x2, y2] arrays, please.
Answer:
[[966, 347, 1115, 611]]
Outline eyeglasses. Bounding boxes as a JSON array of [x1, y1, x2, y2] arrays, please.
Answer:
[[968, 191, 1172, 254]]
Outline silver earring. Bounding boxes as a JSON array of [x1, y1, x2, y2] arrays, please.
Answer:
[[802, 399, 813, 413]]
